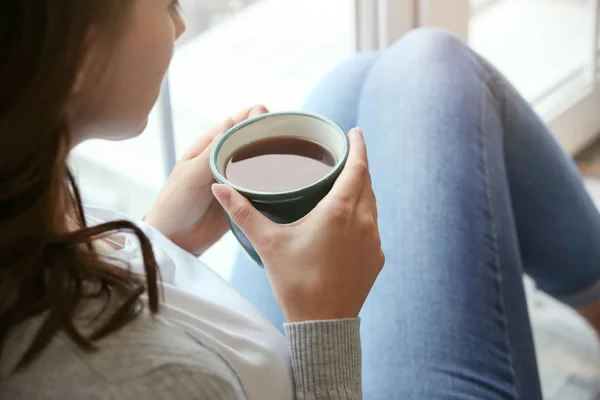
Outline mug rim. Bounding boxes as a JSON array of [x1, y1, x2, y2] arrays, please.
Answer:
[[210, 111, 349, 200]]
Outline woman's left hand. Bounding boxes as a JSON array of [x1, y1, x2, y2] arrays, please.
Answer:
[[145, 105, 269, 255]]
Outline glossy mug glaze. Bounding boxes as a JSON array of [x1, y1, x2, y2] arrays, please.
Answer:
[[210, 111, 349, 266]]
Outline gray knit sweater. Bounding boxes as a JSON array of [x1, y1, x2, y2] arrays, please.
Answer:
[[0, 312, 362, 399]]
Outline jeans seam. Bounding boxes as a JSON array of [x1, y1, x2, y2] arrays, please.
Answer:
[[481, 75, 519, 400]]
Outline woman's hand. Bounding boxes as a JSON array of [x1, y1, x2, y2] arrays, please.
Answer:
[[145, 105, 269, 255], [212, 128, 384, 322]]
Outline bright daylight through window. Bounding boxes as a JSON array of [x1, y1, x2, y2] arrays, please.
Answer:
[[70, 0, 355, 220]]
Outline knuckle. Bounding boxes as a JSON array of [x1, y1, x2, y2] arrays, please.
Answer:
[[369, 187, 378, 202], [254, 230, 277, 254], [378, 250, 386, 270], [230, 204, 251, 227], [371, 230, 381, 247], [351, 160, 369, 180], [359, 213, 377, 233], [358, 220, 371, 235], [249, 104, 269, 117], [330, 201, 353, 222]]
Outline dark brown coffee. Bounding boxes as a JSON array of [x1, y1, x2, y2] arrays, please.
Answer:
[[225, 136, 336, 192]]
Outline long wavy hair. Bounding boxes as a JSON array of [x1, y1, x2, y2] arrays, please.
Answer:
[[0, 0, 160, 371]]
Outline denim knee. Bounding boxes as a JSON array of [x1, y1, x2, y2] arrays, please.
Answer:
[[375, 27, 489, 89]]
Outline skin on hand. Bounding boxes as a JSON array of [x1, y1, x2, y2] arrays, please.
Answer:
[[212, 127, 385, 322], [145, 105, 269, 255]]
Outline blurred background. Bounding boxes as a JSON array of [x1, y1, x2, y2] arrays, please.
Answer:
[[71, 0, 600, 219], [69, 2, 600, 397]]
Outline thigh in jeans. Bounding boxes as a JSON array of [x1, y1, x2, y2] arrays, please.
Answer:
[[355, 29, 540, 399], [233, 29, 546, 399]]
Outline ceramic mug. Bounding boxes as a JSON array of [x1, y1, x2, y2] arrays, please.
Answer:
[[210, 111, 349, 266]]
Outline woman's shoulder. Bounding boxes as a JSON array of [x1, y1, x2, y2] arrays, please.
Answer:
[[1, 312, 247, 399]]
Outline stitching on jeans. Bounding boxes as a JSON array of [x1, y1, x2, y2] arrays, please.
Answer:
[[480, 74, 519, 400]]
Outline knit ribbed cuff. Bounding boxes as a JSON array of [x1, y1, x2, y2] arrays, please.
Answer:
[[284, 318, 362, 400]]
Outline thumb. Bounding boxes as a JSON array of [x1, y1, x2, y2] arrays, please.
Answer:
[[211, 184, 273, 242]]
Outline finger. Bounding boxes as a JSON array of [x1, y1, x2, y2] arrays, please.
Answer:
[[182, 105, 269, 161], [231, 104, 269, 125], [365, 167, 378, 219], [186, 131, 223, 179], [178, 199, 230, 255], [370, 188, 378, 219], [211, 184, 275, 245], [329, 127, 369, 204], [186, 106, 269, 175], [201, 199, 231, 241], [360, 175, 378, 219], [182, 118, 234, 161]]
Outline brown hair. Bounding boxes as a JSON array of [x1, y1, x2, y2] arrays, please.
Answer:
[[0, 1, 160, 371]]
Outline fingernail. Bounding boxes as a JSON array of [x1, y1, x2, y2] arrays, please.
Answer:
[[212, 184, 231, 207], [355, 126, 363, 138]]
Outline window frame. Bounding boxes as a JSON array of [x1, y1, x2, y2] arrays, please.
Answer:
[[448, 0, 600, 154]]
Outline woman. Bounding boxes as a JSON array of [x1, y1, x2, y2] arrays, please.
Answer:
[[1, 1, 600, 399]]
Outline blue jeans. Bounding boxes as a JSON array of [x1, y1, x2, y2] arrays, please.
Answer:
[[230, 28, 600, 399]]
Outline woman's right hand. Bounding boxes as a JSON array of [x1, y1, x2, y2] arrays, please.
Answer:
[[211, 127, 384, 322]]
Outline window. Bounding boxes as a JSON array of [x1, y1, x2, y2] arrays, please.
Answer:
[[469, 0, 600, 153], [169, 0, 356, 158], [412, 0, 600, 154], [471, 0, 593, 103], [71, 0, 356, 220], [71, 0, 600, 223]]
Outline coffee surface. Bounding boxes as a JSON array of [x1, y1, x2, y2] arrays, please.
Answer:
[[225, 136, 336, 192]]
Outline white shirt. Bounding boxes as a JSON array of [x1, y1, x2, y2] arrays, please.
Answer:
[[86, 207, 294, 400]]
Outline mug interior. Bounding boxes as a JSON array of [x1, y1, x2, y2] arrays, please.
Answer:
[[213, 113, 347, 195]]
